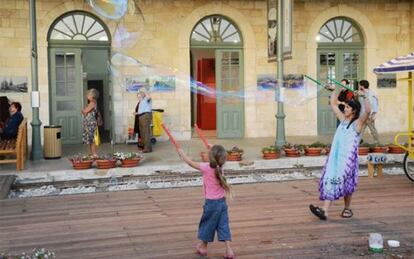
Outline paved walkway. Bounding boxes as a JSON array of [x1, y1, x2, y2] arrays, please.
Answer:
[[0, 133, 400, 174], [0, 175, 412, 258]]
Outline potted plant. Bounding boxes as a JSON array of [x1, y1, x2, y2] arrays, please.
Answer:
[[113, 152, 142, 167], [262, 145, 280, 159], [305, 141, 325, 156], [283, 143, 302, 157], [227, 146, 243, 161], [358, 142, 371, 156], [370, 143, 388, 153], [69, 154, 94, 170], [388, 143, 407, 154], [95, 154, 117, 169]]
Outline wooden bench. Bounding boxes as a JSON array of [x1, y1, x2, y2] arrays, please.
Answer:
[[0, 118, 27, 170]]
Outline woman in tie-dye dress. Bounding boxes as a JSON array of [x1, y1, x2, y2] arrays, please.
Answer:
[[309, 82, 371, 220]]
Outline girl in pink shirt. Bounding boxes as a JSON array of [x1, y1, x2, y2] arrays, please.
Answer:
[[177, 145, 235, 258]]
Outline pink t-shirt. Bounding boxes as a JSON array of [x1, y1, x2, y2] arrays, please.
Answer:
[[199, 163, 226, 200]]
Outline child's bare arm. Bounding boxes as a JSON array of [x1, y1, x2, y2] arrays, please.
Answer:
[[177, 149, 200, 170], [357, 91, 372, 132]]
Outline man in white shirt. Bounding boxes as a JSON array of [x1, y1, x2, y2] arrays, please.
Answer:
[[359, 80, 379, 144], [135, 88, 153, 153]]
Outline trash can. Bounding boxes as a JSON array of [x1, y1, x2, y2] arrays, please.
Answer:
[[44, 125, 62, 159]]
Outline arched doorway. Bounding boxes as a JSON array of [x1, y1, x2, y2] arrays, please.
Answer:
[[190, 15, 244, 138], [47, 11, 111, 144], [316, 17, 364, 134]]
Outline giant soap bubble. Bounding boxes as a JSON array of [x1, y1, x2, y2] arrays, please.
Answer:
[[87, 0, 128, 20]]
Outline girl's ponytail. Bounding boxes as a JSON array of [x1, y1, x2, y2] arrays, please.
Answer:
[[215, 165, 231, 193], [209, 145, 231, 194]]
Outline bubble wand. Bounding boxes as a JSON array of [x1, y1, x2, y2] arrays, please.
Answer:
[[328, 77, 356, 92], [194, 124, 210, 149], [161, 124, 180, 149]]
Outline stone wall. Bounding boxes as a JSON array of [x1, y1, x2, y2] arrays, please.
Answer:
[[0, 0, 412, 148]]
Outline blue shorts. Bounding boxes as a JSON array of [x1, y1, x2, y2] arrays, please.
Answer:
[[198, 198, 232, 242]]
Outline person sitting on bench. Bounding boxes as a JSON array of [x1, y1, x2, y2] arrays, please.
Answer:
[[0, 102, 23, 139]]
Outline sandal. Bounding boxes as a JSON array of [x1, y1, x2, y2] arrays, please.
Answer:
[[309, 204, 327, 220], [341, 208, 353, 218]]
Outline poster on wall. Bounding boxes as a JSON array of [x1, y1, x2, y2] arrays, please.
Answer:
[[282, 0, 293, 59], [267, 0, 277, 61], [257, 74, 277, 90], [267, 0, 293, 62], [257, 74, 304, 91], [0, 76, 28, 93], [125, 75, 175, 92], [377, 73, 396, 88]]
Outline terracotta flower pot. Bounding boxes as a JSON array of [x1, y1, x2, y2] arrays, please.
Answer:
[[358, 146, 370, 156], [305, 147, 323, 156], [227, 152, 242, 161], [370, 146, 388, 153], [388, 145, 406, 154], [284, 148, 300, 157], [96, 159, 117, 169], [200, 152, 209, 162], [121, 158, 140, 167], [71, 160, 93, 170], [262, 152, 280, 159], [324, 147, 331, 155]]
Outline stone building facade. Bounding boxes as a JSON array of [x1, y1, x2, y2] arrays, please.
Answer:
[[0, 0, 413, 146]]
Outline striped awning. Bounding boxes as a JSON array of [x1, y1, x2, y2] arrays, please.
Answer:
[[373, 52, 414, 74]]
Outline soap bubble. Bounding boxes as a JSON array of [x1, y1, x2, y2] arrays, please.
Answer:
[[87, 0, 128, 20], [275, 75, 324, 106]]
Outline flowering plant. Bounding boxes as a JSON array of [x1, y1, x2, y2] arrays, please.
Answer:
[[113, 152, 142, 160], [96, 154, 117, 161], [227, 146, 244, 154], [69, 154, 94, 163]]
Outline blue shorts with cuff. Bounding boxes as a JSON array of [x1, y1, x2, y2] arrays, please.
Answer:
[[198, 198, 232, 242]]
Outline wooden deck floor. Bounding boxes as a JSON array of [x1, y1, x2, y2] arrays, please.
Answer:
[[0, 175, 413, 258]]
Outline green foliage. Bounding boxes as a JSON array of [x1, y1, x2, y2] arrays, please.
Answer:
[[359, 142, 372, 147], [262, 145, 280, 153], [227, 146, 244, 154], [69, 153, 94, 162], [308, 141, 325, 148]]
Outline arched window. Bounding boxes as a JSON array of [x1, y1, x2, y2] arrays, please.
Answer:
[[48, 12, 110, 41], [316, 17, 363, 43], [191, 15, 242, 46]]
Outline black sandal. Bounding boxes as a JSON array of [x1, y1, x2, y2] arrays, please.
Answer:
[[309, 204, 327, 220], [341, 208, 353, 218]]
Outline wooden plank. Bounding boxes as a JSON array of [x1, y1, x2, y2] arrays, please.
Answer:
[[0, 176, 412, 258]]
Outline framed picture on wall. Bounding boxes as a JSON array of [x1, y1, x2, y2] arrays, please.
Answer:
[[377, 73, 396, 88], [267, 0, 277, 62], [282, 0, 293, 59], [0, 76, 28, 93], [267, 0, 293, 62]]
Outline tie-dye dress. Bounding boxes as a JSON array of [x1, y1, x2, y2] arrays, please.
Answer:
[[319, 120, 360, 201]]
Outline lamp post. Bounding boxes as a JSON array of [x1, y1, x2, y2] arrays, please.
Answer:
[[29, 0, 43, 160], [275, 0, 286, 148]]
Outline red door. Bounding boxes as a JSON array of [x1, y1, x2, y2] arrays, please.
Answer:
[[196, 59, 216, 130]]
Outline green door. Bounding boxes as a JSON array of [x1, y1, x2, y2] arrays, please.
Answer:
[[317, 49, 363, 134], [50, 48, 83, 144], [215, 49, 244, 138]]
